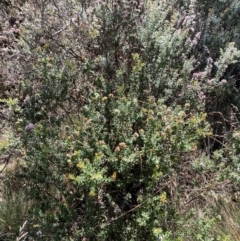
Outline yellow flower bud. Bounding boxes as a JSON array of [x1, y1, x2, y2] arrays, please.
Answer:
[[101, 97, 107, 102]]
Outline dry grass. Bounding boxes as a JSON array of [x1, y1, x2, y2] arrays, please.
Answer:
[[177, 191, 240, 240], [215, 197, 240, 240]]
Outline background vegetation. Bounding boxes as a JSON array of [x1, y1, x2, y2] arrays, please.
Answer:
[[1, 0, 240, 240]]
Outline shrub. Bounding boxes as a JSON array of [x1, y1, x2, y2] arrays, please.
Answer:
[[2, 0, 240, 240]]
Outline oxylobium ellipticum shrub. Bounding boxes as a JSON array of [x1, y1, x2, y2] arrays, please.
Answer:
[[2, 0, 240, 240]]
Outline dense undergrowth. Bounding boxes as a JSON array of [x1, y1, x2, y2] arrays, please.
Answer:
[[1, 0, 240, 240]]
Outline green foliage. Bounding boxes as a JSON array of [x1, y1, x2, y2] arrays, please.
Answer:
[[19, 89, 209, 239], [178, 210, 232, 241], [2, 0, 240, 240]]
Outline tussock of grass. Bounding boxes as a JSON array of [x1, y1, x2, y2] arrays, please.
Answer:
[[0, 188, 31, 240], [215, 198, 240, 240], [177, 192, 240, 241]]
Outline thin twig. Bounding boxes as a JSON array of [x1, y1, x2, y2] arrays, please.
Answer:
[[0, 143, 19, 174]]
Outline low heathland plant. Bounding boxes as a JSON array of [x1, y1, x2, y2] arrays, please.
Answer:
[[2, 0, 240, 240]]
